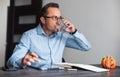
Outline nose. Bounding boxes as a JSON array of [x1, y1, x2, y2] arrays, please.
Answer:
[[56, 19, 61, 25]]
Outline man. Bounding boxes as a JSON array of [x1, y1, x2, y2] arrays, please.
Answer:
[[7, 2, 91, 70]]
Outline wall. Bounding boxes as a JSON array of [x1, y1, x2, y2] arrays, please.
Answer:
[[43, 0, 120, 65], [0, 0, 10, 67]]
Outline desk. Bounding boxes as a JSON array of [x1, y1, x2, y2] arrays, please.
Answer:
[[0, 66, 120, 77]]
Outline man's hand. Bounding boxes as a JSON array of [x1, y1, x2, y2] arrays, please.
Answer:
[[62, 19, 76, 33], [22, 52, 40, 66]]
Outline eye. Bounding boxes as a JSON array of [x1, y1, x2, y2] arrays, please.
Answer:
[[53, 16, 58, 20]]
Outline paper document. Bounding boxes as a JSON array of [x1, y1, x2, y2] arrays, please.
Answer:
[[54, 63, 109, 72]]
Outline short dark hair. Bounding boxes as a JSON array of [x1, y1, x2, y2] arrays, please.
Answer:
[[40, 2, 59, 17]]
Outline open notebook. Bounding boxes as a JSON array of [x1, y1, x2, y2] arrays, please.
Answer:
[[54, 63, 109, 72]]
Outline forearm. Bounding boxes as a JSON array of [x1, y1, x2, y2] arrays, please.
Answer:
[[7, 57, 24, 69], [66, 31, 92, 51], [7, 47, 28, 68], [73, 31, 91, 51]]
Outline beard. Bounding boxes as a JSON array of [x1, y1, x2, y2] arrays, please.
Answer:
[[45, 25, 58, 34], [50, 28, 58, 34]]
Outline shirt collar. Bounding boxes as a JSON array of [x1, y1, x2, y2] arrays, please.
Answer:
[[37, 24, 45, 35]]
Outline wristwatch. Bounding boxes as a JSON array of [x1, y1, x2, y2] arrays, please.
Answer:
[[70, 28, 77, 35]]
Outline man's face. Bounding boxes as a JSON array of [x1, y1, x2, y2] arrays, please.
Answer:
[[41, 7, 61, 33]]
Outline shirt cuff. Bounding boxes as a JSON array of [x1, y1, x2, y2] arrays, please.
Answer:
[[70, 28, 77, 35]]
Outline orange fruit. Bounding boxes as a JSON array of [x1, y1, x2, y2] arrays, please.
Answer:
[[101, 55, 116, 69]]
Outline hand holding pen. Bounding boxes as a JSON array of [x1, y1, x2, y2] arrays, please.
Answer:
[[22, 52, 40, 66]]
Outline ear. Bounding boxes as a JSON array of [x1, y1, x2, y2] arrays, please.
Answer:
[[40, 17, 45, 24]]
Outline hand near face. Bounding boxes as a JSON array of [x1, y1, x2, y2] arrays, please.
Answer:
[[22, 52, 40, 66], [62, 19, 76, 33]]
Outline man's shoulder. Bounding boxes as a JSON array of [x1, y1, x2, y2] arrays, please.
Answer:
[[23, 26, 38, 36]]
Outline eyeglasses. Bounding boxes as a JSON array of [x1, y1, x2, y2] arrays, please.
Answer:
[[44, 16, 63, 21]]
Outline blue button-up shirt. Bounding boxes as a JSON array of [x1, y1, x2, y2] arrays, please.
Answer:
[[7, 24, 91, 69]]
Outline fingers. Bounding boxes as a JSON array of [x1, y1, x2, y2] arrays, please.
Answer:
[[62, 19, 75, 33], [32, 57, 40, 63], [26, 58, 40, 66], [26, 61, 31, 66], [29, 52, 38, 58], [22, 52, 40, 66], [29, 52, 40, 63], [63, 19, 71, 27]]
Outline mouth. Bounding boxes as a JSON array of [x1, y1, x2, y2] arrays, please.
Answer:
[[51, 26, 58, 32], [54, 25, 58, 31]]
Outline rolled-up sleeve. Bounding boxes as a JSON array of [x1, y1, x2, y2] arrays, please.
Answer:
[[65, 31, 92, 51]]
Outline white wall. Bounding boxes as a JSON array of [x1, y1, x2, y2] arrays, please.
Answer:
[[43, 0, 120, 65], [0, 0, 10, 67]]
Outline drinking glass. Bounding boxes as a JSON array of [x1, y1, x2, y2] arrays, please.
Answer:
[[57, 19, 67, 32]]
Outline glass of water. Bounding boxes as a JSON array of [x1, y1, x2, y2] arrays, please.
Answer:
[[57, 19, 67, 32]]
